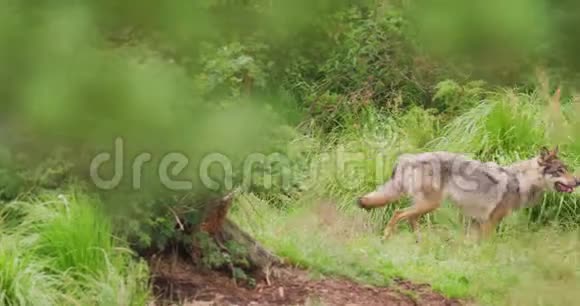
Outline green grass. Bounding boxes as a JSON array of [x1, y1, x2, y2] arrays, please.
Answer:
[[0, 192, 150, 306], [2, 4, 580, 305], [230, 86, 580, 305], [0, 69, 578, 306], [35, 194, 115, 275], [0, 236, 60, 306], [232, 195, 580, 305]]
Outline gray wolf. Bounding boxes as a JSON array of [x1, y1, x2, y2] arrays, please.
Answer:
[[357, 146, 579, 241]]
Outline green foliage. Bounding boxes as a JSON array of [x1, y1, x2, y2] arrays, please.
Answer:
[[1, 1, 580, 304], [0, 1, 300, 202], [0, 149, 74, 201], [315, 7, 413, 101], [195, 232, 250, 271], [35, 194, 114, 275], [429, 91, 547, 158], [0, 237, 59, 306], [194, 232, 254, 286], [0, 193, 150, 305], [108, 193, 206, 252], [287, 5, 441, 131], [396, 106, 440, 148], [196, 41, 272, 98], [432, 79, 487, 117], [408, 0, 580, 82], [407, 0, 549, 83]]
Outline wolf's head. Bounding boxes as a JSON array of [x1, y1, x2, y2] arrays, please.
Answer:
[[537, 146, 577, 193]]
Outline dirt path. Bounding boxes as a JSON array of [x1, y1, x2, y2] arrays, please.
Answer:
[[150, 258, 466, 306]]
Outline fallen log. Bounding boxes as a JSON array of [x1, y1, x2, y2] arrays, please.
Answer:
[[221, 218, 283, 269]]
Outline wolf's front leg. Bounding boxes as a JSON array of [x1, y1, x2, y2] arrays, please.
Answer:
[[478, 221, 495, 241], [478, 206, 512, 241]]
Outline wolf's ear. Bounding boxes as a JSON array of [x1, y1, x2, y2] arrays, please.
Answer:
[[539, 146, 550, 159], [552, 145, 559, 156], [538, 146, 551, 165]]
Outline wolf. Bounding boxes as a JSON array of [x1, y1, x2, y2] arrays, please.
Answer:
[[357, 146, 579, 241]]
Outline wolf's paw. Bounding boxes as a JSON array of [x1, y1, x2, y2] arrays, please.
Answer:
[[414, 235, 421, 244], [381, 232, 392, 241]]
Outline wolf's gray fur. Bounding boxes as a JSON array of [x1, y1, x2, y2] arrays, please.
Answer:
[[358, 147, 577, 240]]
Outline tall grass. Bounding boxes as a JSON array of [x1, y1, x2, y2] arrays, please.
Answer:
[[35, 194, 115, 275], [300, 86, 580, 226], [230, 84, 580, 305], [0, 236, 60, 306], [430, 89, 580, 225], [0, 193, 150, 306], [429, 90, 546, 158]]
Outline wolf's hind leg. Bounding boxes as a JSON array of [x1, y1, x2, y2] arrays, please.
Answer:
[[383, 194, 441, 240], [358, 181, 402, 209]]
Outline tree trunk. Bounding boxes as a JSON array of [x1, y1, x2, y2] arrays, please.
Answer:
[[195, 189, 282, 280]]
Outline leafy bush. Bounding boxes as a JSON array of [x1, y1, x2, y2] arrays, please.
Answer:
[[288, 5, 442, 130], [194, 232, 255, 287], [432, 79, 487, 118], [196, 41, 272, 99]]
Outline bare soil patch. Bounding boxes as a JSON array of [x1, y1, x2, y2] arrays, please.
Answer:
[[150, 256, 467, 306]]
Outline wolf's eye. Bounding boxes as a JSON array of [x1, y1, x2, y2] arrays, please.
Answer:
[[557, 168, 566, 175]]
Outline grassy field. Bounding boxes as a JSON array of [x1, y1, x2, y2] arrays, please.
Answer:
[[233, 194, 580, 306]]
